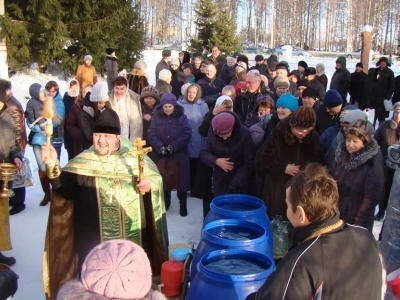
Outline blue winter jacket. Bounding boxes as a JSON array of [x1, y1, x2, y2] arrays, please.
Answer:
[[26, 86, 65, 147], [178, 98, 209, 158]]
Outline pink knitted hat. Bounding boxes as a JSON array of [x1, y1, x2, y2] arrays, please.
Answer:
[[81, 240, 152, 299]]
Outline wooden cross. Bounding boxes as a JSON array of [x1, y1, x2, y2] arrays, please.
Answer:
[[130, 138, 152, 195]]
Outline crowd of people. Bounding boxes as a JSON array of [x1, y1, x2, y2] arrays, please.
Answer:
[[0, 45, 399, 299]]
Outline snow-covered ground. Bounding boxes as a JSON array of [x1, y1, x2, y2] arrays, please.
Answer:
[[6, 50, 388, 299]]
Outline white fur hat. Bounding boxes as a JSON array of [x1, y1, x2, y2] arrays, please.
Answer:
[[159, 69, 172, 82]]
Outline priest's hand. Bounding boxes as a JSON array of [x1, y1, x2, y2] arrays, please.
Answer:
[[137, 178, 151, 193], [41, 142, 58, 167]]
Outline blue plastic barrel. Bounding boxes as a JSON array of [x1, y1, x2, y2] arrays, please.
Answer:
[[187, 249, 274, 300], [203, 194, 273, 249], [191, 219, 274, 280]]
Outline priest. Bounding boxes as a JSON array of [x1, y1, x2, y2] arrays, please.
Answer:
[[41, 109, 169, 300]]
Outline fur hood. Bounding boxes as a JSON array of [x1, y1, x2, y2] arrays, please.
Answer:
[[129, 69, 147, 78], [57, 280, 166, 300], [154, 102, 184, 118], [335, 138, 379, 171]]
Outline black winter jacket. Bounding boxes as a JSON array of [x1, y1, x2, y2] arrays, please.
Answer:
[[200, 112, 255, 196], [251, 215, 383, 300], [349, 71, 372, 110], [329, 56, 351, 102], [309, 78, 326, 101]]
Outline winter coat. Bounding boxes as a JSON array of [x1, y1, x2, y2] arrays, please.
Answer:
[[207, 55, 227, 76], [392, 75, 400, 104], [197, 76, 226, 97], [109, 89, 143, 142], [75, 63, 97, 90], [374, 120, 399, 159], [155, 59, 169, 81], [0, 104, 23, 164], [349, 71, 372, 110], [329, 56, 351, 102], [198, 111, 214, 137], [229, 71, 246, 86], [147, 105, 191, 191], [104, 55, 118, 91], [368, 66, 395, 120], [65, 103, 82, 157], [0, 269, 18, 300], [170, 69, 185, 98], [309, 78, 326, 101], [329, 139, 384, 231], [127, 70, 149, 95], [252, 214, 383, 300], [234, 82, 271, 122], [141, 101, 159, 143], [316, 103, 343, 136], [6, 94, 27, 153], [316, 74, 328, 90], [155, 80, 172, 97], [200, 112, 255, 196], [63, 92, 77, 151], [57, 279, 166, 300], [178, 98, 209, 158], [320, 125, 340, 153], [262, 112, 281, 142], [249, 114, 272, 150], [26, 88, 65, 147], [218, 64, 235, 84], [249, 64, 269, 76], [256, 116, 326, 218]]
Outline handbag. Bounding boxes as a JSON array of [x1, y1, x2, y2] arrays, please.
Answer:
[[384, 99, 394, 111], [12, 157, 35, 188], [156, 156, 180, 190]]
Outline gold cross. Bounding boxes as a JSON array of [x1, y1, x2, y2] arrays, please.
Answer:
[[127, 138, 152, 195]]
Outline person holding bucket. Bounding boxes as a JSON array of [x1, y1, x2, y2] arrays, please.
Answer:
[[248, 163, 384, 300]]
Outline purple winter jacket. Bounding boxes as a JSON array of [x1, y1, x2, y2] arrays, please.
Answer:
[[147, 104, 192, 191]]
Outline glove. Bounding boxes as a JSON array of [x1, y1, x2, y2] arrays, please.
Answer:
[[159, 146, 168, 156], [166, 145, 173, 155]]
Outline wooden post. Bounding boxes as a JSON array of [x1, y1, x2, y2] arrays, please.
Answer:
[[361, 25, 373, 74]]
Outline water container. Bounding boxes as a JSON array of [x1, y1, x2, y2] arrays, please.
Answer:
[[203, 194, 273, 249], [191, 219, 274, 280], [187, 249, 274, 300], [160, 261, 183, 297]]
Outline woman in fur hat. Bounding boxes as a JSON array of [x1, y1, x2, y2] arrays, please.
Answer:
[[256, 106, 325, 219], [329, 118, 384, 231]]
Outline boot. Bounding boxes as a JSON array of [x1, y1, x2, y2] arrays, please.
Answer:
[[0, 252, 16, 266], [177, 191, 187, 217], [164, 190, 171, 210], [39, 171, 51, 206]]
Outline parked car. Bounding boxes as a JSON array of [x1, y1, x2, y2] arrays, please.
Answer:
[[153, 42, 172, 50], [346, 49, 381, 60], [164, 42, 185, 51], [274, 45, 310, 57], [346, 49, 361, 59]]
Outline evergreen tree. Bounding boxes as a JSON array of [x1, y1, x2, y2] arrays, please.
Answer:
[[0, 0, 145, 75], [189, 0, 239, 57]]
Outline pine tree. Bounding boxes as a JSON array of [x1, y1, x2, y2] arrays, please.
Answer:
[[189, 0, 239, 57], [0, 0, 145, 75]]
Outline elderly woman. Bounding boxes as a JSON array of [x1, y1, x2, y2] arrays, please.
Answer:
[[147, 93, 191, 216], [256, 107, 325, 219], [178, 84, 208, 190], [127, 60, 149, 95], [329, 118, 384, 231]]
